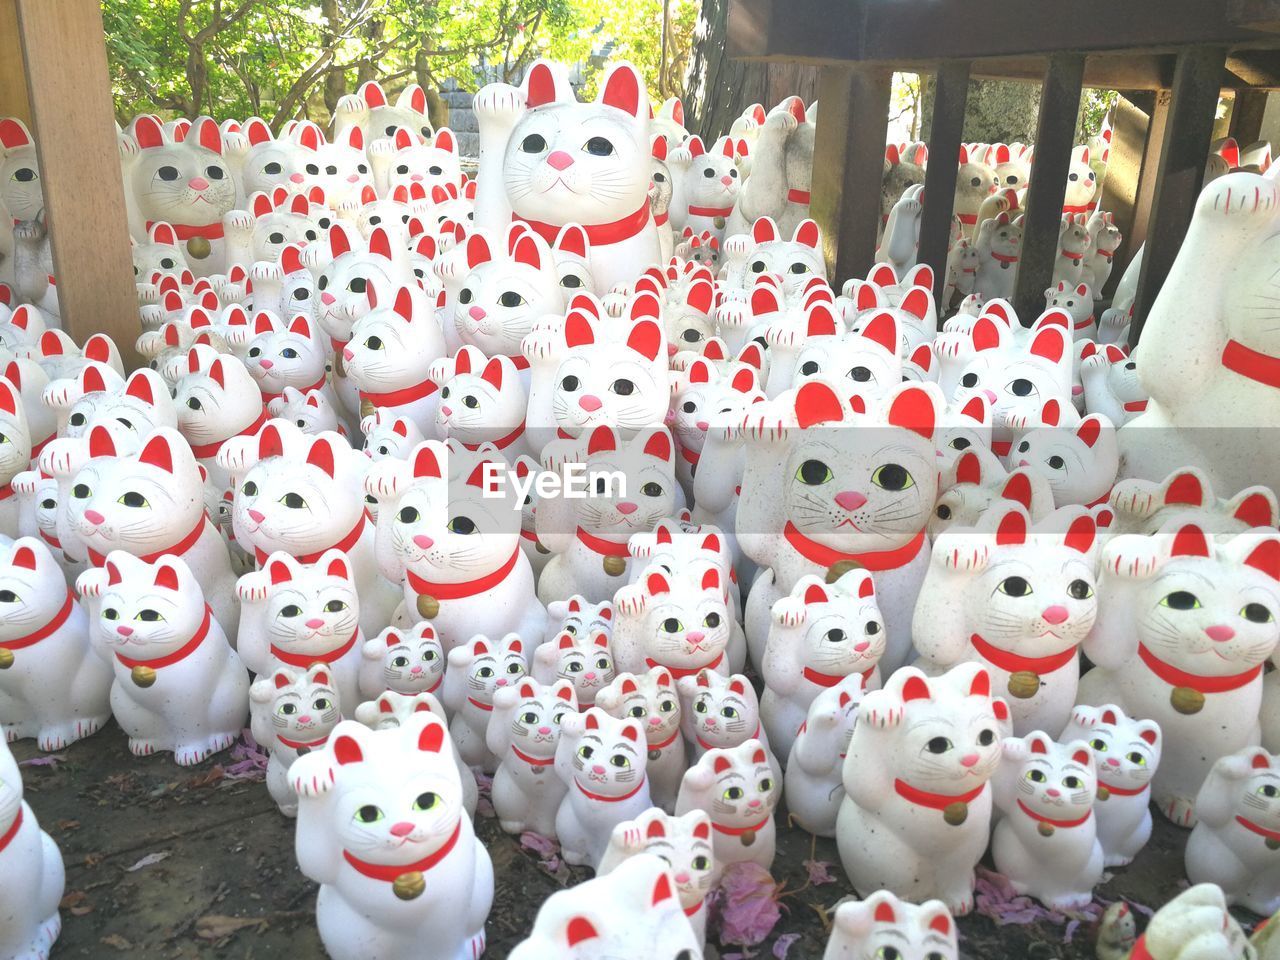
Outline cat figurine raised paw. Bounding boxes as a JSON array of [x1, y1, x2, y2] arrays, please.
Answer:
[[784, 674, 865, 838], [0, 736, 65, 960]]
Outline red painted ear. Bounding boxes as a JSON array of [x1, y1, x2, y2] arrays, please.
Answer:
[[306, 438, 336, 478], [620, 677, 638, 695], [996, 509, 1027, 546], [566, 917, 599, 947], [1076, 416, 1102, 449], [646, 818, 666, 839], [124, 372, 156, 405], [512, 232, 542, 270], [139, 434, 175, 473], [258, 423, 284, 460], [600, 64, 643, 117], [1245, 539, 1280, 581], [901, 675, 931, 702], [563, 308, 596, 349], [133, 114, 165, 149], [751, 217, 778, 244], [929, 914, 951, 936], [269, 559, 292, 584], [655, 669, 672, 688], [860, 311, 898, 353], [1065, 515, 1096, 555], [993, 699, 1009, 721], [651, 871, 676, 906], [1001, 472, 1033, 510], [378, 697, 394, 713], [953, 451, 983, 487], [620, 722, 640, 743], [287, 314, 313, 340], [584, 710, 599, 731], [626, 319, 663, 362], [803, 582, 828, 604], [274, 672, 292, 690], [643, 429, 672, 462], [584, 425, 618, 458], [970, 669, 991, 697], [152, 561, 182, 592], [804, 303, 837, 337], [11, 545, 37, 570], [647, 572, 671, 596], [556, 684, 575, 702], [960, 395, 987, 424], [795, 380, 844, 429], [887, 385, 936, 441], [1072, 749, 1091, 765], [333, 735, 363, 765], [524, 62, 559, 109], [730, 368, 757, 394], [1171, 524, 1211, 559], [311, 668, 331, 687], [700, 568, 720, 592], [326, 555, 350, 581], [1236, 493, 1275, 527], [558, 634, 575, 652], [713, 755, 732, 774], [874, 901, 897, 924], [1254, 752, 1272, 770], [415, 721, 445, 753], [1139, 727, 1158, 746], [793, 219, 820, 249], [1029, 326, 1068, 364], [1030, 735, 1048, 754], [412, 444, 442, 479], [106, 561, 122, 586]]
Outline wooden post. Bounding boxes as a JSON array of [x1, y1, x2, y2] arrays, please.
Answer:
[[917, 61, 970, 310], [1098, 94, 1150, 297], [1014, 53, 1085, 323], [13, 0, 140, 368], [811, 64, 892, 281], [0, 0, 32, 123], [1130, 46, 1228, 346], [1229, 88, 1269, 145]]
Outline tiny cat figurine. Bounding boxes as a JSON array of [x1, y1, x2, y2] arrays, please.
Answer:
[[930, 449, 1055, 539], [953, 146, 999, 239], [1043, 279, 1096, 341], [669, 358, 762, 504], [1062, 146, 1098, 215], [77, 551, 249, 765], [670, 135, 741, 243], [1080, 344, 1149, 427], [785, 674, 865, 837], [431, 346, 530, 457], [235, 549, 364, 709], [544, 594, 614, 644], [822, 890, 958, 960], [1109, 466, 1278, 536], [0, 375, 32, 540], [836, 664, 1009, 915], [1127, 884, 1254, 960], [295, 121, 373, 210], [487, 676, 578, 837], [554, 706, 652, 869], [0, 735, 65, 960], [173, 350, 269, 493], [334, 79, 434, 146], [1185, 747, 1280, 916], [676, 669, 780, 778], [991, 730, 1103, 911], [359, 622, 444, 700], [368, 127, 460, 199], [532, 630, 614, 707], [0, 538, 112, 750], [507, 853, 700, 960], [289, 714, 494, 960], [598, 809, 716, 948], [442, 634, 528, 773], [249, 664, 343, 816], [1010, 413, 1119, 508], [760, 569, 884, 758], [914, 505, 1099, 737], [1078, 522, 1280, 827], [595, 667, 685, 812], [675, 738, 779, 874], [361, 410, 424, 462], [1061, 703, 1162, 866], [611, 567, 732, 681], [271, 386, 344, 438]]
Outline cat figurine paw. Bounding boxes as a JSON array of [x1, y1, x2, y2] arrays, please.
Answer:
[[784, 674, 865, 838]]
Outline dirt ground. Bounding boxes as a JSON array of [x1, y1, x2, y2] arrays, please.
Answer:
[[9, 721, 1255, 960]]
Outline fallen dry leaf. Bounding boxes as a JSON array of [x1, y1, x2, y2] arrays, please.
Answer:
[[99, 934, 132, 950], [126, 851, 171, 872], [57, 819, 81, 832], [195, 914, 268, 941], [82, 852, 104, 868]]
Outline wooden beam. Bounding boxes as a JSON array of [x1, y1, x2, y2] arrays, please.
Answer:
[[917, 61, 970, 310], [0, 0, 32, 123], [15, 0, 140, 368], [1100, 94, 1161, 299], [1014, 54, 1085, 323], [1131, 46, 1228, 346], [810, 64, 892, 282], [1230, 87, 1270, 143]]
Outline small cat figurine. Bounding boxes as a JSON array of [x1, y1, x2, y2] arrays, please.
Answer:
[[760, 569, 884, 758], [0, 735, 65, 960], [973, 213, 1023, 302], [991, 730, 1104, 911], [334, 80, 434, 145], [361, 410, 424, 462], [0, 375, 32, 539], [554, 706, 652, 869], [296, 121, 373, 210], [595, 667, 685, 812], [1010, 413, 1119, 508], [1185, 746, 1280, 915], [671, 135, 741, 244], [270, 385, 344, 438], [598, 809, 716, 948], [1080, 345, 1149, 427], [1127, 884, 1254, 960], [0, 538, 112, 750], [543, 595, 614, 645], [1062, 146, 1098, 215], [369, 127, 461, 199], [1061, 703, 1162, 866], [785, 674, 865, 838], [244, 311, 332, 407], [174, 350, 269, 496], [289, 714, 494, 960], [249, 664, 343, 816], [611, 567, 732, 681], [953, 146, 999, 238], [723, 99, 815, 240], [431, 347, 530, 457], [930, 448, 1055, 538], [487, 676, 577, 837], [822, 890, 958, 960], [359, 622, 444, 700], [235, 116, 308, 196], [442, 634, 528, 773], [77, 551, 249, 765], [675, 738, 779, 874], [836, 664, 1008, 915], [1108, 466, 1278, 536], [532, 630, 614, 707], [677, 668, 779, 776]]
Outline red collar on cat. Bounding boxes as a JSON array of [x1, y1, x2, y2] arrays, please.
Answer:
[[1136, 643, 1263, 694], [956, 213, 977, 225], [88, 513, 210, 568], [39, 529, 62, 550], [1099, 779, 1147, 797], [688, 204, 734, 218], [512, 745, 555, 766], [460, 420, 525, 452], [1235, 814, 1280, 844], [256, 511, 369, 567], [576, 528, 631, 558], [653, 211, 669, 227], [647, 652, 724, 680], [0, 483, 12, 502], [359, 376, 439, 408], [277, 732, 330, 751], [802, 665, 874, 688], [648, 727, 682, 751], [0, 808, 23, 855], [115, 603, 213, 672], [893, 778, 985, 811], [1061, 203, 1090, 215], [271, 626, 359, 668], [783, 522, 926, 572], [342, 820, 461, 882], [713, 812, 772, 836], [684, 899, 704, 918], [1222, 338, 1280, 389], [969, 633, 1078, 676], [1058, 250, 1085, 262], [1015, 799, 1091, 829], [0, 588, 74, 652], [679, 445, 700, 467], [788, 189, 811, 204], [576, 776, 647, 803], [696, 722, 760, 752], [467, 696, 494, 712], [146, 220, 224, 241], [517, 203, 651, 248], [990, 252, 1019, 264], [189, 407, 269, 459], [406, 547, 520, 601], [260, 371, 328, 405]]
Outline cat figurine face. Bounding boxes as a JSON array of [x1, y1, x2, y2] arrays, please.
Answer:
[[0, 376, 31, 493], [454, 225, 564, 357], [238, 117, 308, 196], [987, 143, 1030, 192], [1010, 413, 1119, 507], [536, 630, 615, 706], [740, 218, 827, 301], [1063, 146, 1098, 212], [447, 634, 528, 708], [295, 122, 373, 209], [245, 312, 328, 400], [599, 808, 715, 928], [174, 351, 266, 458], [0, 118, 43, 222], [930, 450, 1054, 538], [434, 348, 527, 452], [56, 367, 176, 445], [559, 705, 648, 800], [675, 738, 779, 871], [596, 667, 683, 751], [371, 127, 460, 198], [344, 282, 448, 417], [128, 115, 235, 237], [1079, 343, 1148, 426], [824, 891, 958, 960], [258, 550, 360, 666], [670, 360, 762, 475], [617, 568, 732, 678], [270, 386, 342, 437], [90, 551, 206, 659], [335, 80, 434, 144], [997, 730, 1097, 824], [250, 663, 342, 756], [545, 595, 615, 643], [362, 623, 444, 697], [131, 222, 190, 285], [1061, 703, 1161, 806], [678, 670, 762, 752], [678, 136, 741, 221], [312, 223, 413, 345], [361, 410, 423, 461], [791, 311, 902, 406]]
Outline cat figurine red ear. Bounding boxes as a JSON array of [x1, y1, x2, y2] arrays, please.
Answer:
[[723, 97, 816, 243], [442, 633, 529, 774], [595, 668, 686, 812]]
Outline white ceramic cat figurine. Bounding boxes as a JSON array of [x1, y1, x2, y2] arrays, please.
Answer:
[[359, 622, 444, 700], [1080, 345, 1149, 427], [431, 347, 530, 457], [0, 735, 65, 960], [675, 669, 777, 772], [974, 213, 1023, 302], [0, 375, 31, 539], [611, 567, 731, 682], [836, 664, 1008, 915], [822, 891, 958, 960], [1061, 703, 1162, 866], [369, 127, 460, 199], [1128, 884, 1254, 960], [1185, 746, 1280, 915], [78, 550, 249, 764], [271, 386, 345, 438], [672, 136, 741, 244], [554, 706, 652, 869], [783, 673, 864, 837], [442, 634, 527, 773], [991, 730, 1103, 910], [1078, 522, 1280, 827], [595, 667, 685, 812], [289, 714, 494, 960], [243, 310, 332, 411], [249, 664, 343, 816], [532, 630, 614, 707], [174, 350, 269, 493], [760, 569, 884, 758], [954, 146, 999, 238], [675, 738, 779, 874], [1108, 466, 1279, 536], [0, 538, 111, 750], [488, 676, 577, 837], [1062, 146, 1098, 215], [724, 97, 814, 239]]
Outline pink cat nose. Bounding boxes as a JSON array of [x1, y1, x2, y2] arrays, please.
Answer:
[[747, 798, 762, 808], [983, 389, 998, 403], [696, 420, 709, 431], [616, 501, 638, 515], [116, 625, 133, 637], [538, 725, 552, 735], [547, 151, 575, 171], [343, 347, 355, 361], [188, 176, 210, 191], [441, 406, 453, 417], [578, 394, 603, 412], [410, 666, 423, 675], [686, 630, 706, 643], [1046, 787, 1061, 797], [389, 821, 415, 838], [584, 672, 596, 681], [496, 678, 508, 686], [1072, 384, 1085, 396], [298, 714, 313, 725], [248, 509, 266, 523], [648, 716, 662, 727], [675, 871, 690, 884], [305, 618, 325, 629], [1206, 625, 1236, 642], [258, 359, 274, 369], [834, 491, 867, 511], [592, 764, 606, 775], [83, 509, 105, 525], [321, 292, 336, 305], [468, 306, 486, 320], [1107, 757, 1121, 767], [959, 753, 979, 768], [1042, 605, 1070, 625], [413, 535, 435, 549], [411, 174, 423, 182], [854, 641, 870, 652], [289, 173, 305, 184], [346, 174, 360, 183], [721, 175, 734, 187]]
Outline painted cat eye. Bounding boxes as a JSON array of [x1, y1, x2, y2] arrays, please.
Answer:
[[279, 492, 308, 509], [609, 754, 630, 768], [661, 617, 684, 633], [521, 712, 539, 724], [241, 481, 258, 496], [1064, 776, 1083, 789], [280, 703, 297, 715], [692, 856, 710, 870], [1260, 785, 1279, 798], [997, 576, 1032, 597], [561, 275, 584, 288], [925, 736, 952, 754], [324, 600, 347, 613], [578, 745, 594, 759], [584, 137, 614, 156], [520, 134, 547, 153], [477, 666, 495, 679], [117, 492, 149, 508], [1243, 603, 1275, 624], [72, 483, 91, 499], [498, 291, 526, 308], [448, 516, 476, 535], [759, 778, 773, 792], [1090, 738, 1108, 752], [871, 463, 913, 491], [1068, 579, 1093, 600], [354, 804, 383, 823], [263, 162, 282, 175], [1160, 591, 1200, 610], [1127, 753, 1146, 766], [641, 482, 664, 497], [1026, 769, 1047, 783], [977, 729, 996, 746], [720, 707, 739, 719], [960, 372, 980, 388], [628, 705, 647, 718], [795, 459, 832, 485], [1046, 455, 1066, 469], [281, 605, 302, 618], [0, 590, 18, 603], [723, 786, 744, 800], [658, 699, 676, 713], [799, 360, 820, 375], [392, 656, 410, 668], [136, 609, 164, 622], [312, 698, 332, 710], [103, 608, 119, 620]]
